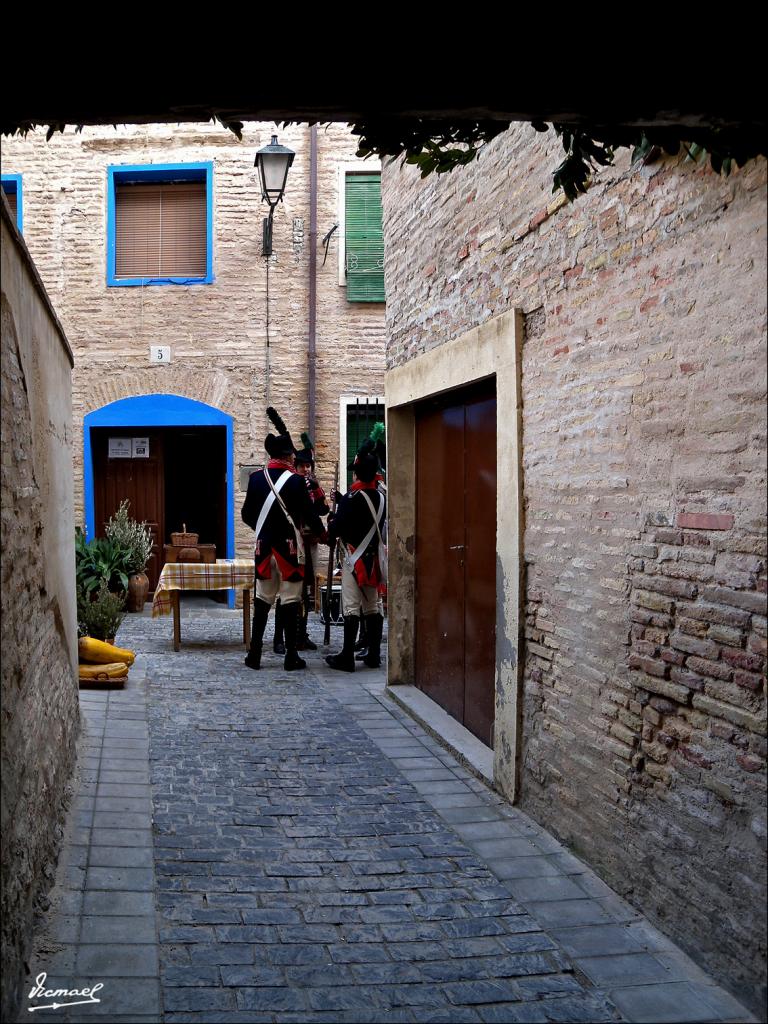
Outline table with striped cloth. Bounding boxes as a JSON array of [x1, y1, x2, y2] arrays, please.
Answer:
[[152, 558, 254, 617]]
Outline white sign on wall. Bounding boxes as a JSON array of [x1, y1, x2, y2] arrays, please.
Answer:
[[132, 438, 149, 458], [108, 438, 132, 459], [150, 346, 171, 364]]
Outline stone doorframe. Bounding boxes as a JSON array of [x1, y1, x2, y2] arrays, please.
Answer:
[[385, 309, 524, 802]]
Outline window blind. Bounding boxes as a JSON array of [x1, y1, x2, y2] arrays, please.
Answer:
[[114, 181, 207, 279], [3, 188, 18, 223]]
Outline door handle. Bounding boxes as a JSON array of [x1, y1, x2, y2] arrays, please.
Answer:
[[449, 544, 465, 550]]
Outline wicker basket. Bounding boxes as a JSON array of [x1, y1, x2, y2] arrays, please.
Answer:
[[171, 523, 199, 546]]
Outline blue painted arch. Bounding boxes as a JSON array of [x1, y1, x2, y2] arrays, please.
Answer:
[[84, 393, 235, 604]]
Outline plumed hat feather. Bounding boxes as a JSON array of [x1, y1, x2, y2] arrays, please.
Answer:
[[266, 407, 288, 435], [300, 431, 314, 451]]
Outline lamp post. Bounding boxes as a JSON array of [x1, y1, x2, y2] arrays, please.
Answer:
[[255, 134, 295, 256]]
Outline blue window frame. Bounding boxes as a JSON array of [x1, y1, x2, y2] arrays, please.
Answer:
[[1, 174, 23, 233], [106, 163, 214, 287]]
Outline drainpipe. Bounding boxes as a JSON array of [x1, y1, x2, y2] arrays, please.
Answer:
[[308, 124, 318, 437]]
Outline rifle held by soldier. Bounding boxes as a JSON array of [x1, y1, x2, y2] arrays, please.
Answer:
[[323, 461, 339, 646]]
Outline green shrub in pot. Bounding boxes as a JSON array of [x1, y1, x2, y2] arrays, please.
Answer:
[[77, 582, 126, 641]]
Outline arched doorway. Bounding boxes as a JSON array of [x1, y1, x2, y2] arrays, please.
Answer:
[[84, 394, 234, 602]]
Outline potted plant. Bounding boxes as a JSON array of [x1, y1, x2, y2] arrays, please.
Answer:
[[105, 500, 154, 612], [75, 529, 131, 596], [77, 581, 126, 643]]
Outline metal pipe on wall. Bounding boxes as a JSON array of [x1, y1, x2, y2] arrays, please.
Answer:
[[308, 125, 318, 437]]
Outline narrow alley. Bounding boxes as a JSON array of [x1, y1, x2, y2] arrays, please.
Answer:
[[23, 605, 755, 1024]]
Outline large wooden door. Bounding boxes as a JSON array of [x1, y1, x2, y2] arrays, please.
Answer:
[[93, 430, 165, 591], [415, 379, 497, 746]]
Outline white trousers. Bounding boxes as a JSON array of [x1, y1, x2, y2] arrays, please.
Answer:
[[341, 564, 383, 617], [255, 556, 302, 607]]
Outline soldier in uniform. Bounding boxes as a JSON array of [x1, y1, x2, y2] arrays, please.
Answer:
[[241, 408, 324, 671], [354, 422, 386, 661], [294, 433, 330, 651], [325, 444, 386, 673]]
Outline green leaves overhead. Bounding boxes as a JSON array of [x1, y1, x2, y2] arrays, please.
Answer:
[[342, 118, 765, 203]]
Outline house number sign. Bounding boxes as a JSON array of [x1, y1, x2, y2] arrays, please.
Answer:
[[150, 346, 171, 364]]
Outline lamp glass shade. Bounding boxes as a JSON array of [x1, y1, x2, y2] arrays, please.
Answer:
[[255, 135, 295, 206]]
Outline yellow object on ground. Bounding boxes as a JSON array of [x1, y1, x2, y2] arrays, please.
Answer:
[[78, 661, 129, 682], [78, 637, 135, 665]]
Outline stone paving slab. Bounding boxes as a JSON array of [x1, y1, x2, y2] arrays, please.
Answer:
[[19, 606, 757, 1023], [20, 669, 161, 1023]]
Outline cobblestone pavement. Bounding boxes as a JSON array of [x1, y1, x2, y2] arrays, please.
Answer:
[[23, 602, 756, 1023]]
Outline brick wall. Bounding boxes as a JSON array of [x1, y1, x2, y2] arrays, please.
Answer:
[[1, 205, 79, 1021], [381, 125, 767, 1009], [3, 123, 386, 549]]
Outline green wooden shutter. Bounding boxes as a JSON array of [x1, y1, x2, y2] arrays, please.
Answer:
[[345, 173, 385, 303]]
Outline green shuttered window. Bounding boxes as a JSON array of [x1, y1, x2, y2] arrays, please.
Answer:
[[346, 401, 385, 488], [345, 173, 385, 303]]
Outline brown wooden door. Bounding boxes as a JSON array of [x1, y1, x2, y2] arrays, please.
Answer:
[[93, 430, 165, 591], [415, 379, 497, 746]]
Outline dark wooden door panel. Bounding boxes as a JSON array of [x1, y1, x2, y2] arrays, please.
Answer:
[[415, 404, 465, 722], [463, 393, 497, 746], [414, 380, 497, 748], [94, 431, 165, 591]]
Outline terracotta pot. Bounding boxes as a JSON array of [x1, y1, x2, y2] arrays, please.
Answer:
[[126, 572, 149, 612]]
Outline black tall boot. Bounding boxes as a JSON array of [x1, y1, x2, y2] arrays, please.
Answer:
[[245, 598, 271, 669], [325, 615, 359, 672], [272, 599, 286, 655], [281, 602, 306, 671], [297, 604, 317, 651], [361, 613, 384, 668], [354, 616, 369, 655]]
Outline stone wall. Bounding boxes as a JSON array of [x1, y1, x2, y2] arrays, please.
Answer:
[[381, 125, 767, 1009], [1, 201, 79, 1021], [2, 122, 386, 547]]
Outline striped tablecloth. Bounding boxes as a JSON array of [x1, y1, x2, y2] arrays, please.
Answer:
[[152, 559, 254, 617]]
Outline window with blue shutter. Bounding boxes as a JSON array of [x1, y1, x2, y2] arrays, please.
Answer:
[[345, 173, 385, 303], [106, 163, 214, 287], [1, 174, 23, 233]]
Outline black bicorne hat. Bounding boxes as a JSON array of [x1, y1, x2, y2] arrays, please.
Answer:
[[351, 453, 379, 483], [264, 407, 295, 458], [295, 431, 315, 466]]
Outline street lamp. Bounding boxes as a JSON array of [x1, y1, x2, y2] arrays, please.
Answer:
[[255, 134, 295, 256]]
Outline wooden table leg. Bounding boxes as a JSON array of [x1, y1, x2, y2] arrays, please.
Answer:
[[243, 588, 251, 649], [172, 590, 181, 652]]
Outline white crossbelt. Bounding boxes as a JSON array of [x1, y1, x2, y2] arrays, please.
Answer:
[[253, 470, 293, 541], [345, 491, 385, 570]]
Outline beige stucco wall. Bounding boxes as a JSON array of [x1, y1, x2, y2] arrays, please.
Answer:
[[1, 199, 78, 1021]]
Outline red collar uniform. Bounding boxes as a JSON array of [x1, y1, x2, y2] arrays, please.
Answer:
[[242, 460, 323, 582], [329, 481, 386, 589]]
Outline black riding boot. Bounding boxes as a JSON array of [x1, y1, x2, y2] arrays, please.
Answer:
[[325, 615, 359, 672], [245, 598, 271, 669], [297, 605, 317, 651], [354, 610, 370, 651], [361, 613, 384, 668], [354, 615, 368, 656], [272, 599, 286, 655], [281, 602, 306, 671]]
